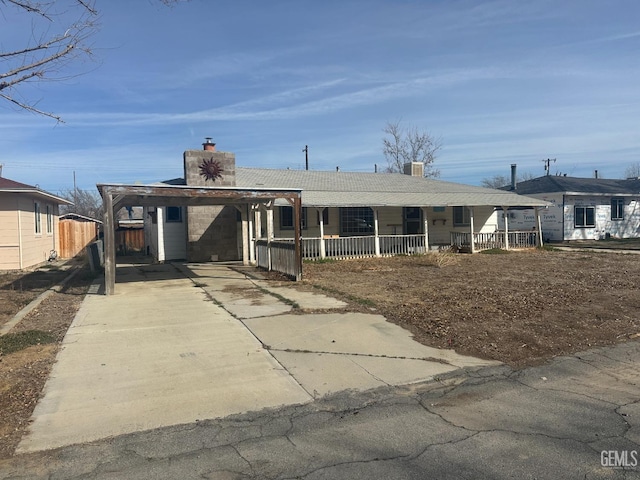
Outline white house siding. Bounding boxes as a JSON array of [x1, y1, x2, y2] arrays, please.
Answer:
[[498, 193, 564, 242], [162, 207, 187, 260], [564, 195, 640, 241]]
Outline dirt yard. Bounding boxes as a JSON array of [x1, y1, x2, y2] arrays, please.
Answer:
[[0, 266, 92, 458], [0, 248, 639, 458], [300, 248, 640, 367]]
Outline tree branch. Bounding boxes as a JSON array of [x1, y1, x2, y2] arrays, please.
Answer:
[[0, 92, 63, 122]]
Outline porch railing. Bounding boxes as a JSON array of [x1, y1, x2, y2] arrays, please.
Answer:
[[451, 231, 538, 251], [273, 234, 426, 260], [255, 239, 300, 280]]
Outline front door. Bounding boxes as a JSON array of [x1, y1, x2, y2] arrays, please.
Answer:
[[403, 207, 423, 234]]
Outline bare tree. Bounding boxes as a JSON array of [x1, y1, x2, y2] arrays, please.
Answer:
[[624, 162, 640, 179], [480, 171, 536, 189], [382, 120, 442, 177], [59, 187, 103, 218], [0, 0, 186, 121]]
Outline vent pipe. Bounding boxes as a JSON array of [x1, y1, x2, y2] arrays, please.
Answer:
[[203, 137, 216, 151], [510, 164, 517, 191], [594, 169, 599, 179]]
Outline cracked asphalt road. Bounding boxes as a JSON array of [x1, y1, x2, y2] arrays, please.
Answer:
[[1, 340, 639, 479]]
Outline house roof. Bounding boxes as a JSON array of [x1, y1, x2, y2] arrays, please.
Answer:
[[231, 168, 549, 207], [0, 177, 72, 205], [60, 213, 103, 223], [512, 176, 640, 196]]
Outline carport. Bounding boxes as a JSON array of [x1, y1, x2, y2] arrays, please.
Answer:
[[97, 183, 303, 295]]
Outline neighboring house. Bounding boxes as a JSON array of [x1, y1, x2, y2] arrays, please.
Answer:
[[499, 175, 640, 242], [0, 176, 72, 269], [138, 143, 549, 264]]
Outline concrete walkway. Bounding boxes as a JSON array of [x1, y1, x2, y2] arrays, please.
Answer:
[[17, 261, 497, 453]]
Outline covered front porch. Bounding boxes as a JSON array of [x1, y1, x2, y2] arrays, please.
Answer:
[[243, 204, 545, 266]]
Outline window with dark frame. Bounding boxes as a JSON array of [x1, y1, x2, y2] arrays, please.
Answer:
[[575, 206, 595, 227], [340, 207, 374, 234], [611, 197, 624, 221], [317, 208, 329, 226], [279, 206, 307, 230], [34, 202, 41, 234], [453, 206, 471, 226], [166, 206, 182, 223]]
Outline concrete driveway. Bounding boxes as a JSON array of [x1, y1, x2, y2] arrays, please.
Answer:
[[18, 261, 496, 453]]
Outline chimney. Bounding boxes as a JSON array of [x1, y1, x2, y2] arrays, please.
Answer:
[[403, 162, 424, 177], [511, 164, 517, 191], [202, 137, 216, 151], [0, 164, 3, 177]]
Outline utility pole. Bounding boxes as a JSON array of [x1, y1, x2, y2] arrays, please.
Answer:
[[73, 171, 77, 212], [302, 145, 309, 170], [542, 158, 556, 176]]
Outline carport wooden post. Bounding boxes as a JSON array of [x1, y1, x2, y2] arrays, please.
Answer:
[[248, 204, 255, 264], [236, 205, 249, 266], [421, 207, 430, 252], [502, 206, 510, 250], [103, 192, 116, 295], [469, 206, 476, 253]]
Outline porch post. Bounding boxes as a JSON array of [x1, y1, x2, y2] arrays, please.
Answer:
[[253, 205, 261, 265], [502, 206, 509, 250], [469, 206, 476, 253], [266, 202, 274, 270], [103, 192, 116, 295], [421, 207, 430, 252], [157, 207, 165, 262], [535, 207, 544, 247], [254, 207, 262, 240], [266, 203, 274, 241], [372, 207, 380, 257], [236, 205, 250, 266], [248, 204, 255, 264], [317, 207, 326, 259]]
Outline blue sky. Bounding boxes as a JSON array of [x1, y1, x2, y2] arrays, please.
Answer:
[[1, 0, 639, 194]]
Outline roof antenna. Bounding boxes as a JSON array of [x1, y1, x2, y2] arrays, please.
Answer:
[[542, 158, 556, 176]]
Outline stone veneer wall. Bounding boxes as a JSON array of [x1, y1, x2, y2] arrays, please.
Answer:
[[183, 149, 239, 262]]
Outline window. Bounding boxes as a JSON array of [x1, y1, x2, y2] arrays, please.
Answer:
[[279, 206, 307, 229], [340, 207, 374, 234], [317, 208, 329, 226], [46, 205, 53, 233], [611, 198, 624, 221], [453, 206, 471, 226], [575, 206, 595, 227], [166, 206, 182, 223], [34, 202, 41, 234]]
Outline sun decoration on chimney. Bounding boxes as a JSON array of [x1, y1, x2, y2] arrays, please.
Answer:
[[199, 157, 223, 182]]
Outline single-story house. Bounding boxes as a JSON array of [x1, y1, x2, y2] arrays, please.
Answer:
[[499, 175, 640, 241], [135, 142, 549, 266], [0, 176, 72, 269]]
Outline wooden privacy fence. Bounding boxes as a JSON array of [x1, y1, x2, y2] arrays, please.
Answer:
[[115, 228, 145, 255], [59, 219, 99, 259]]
